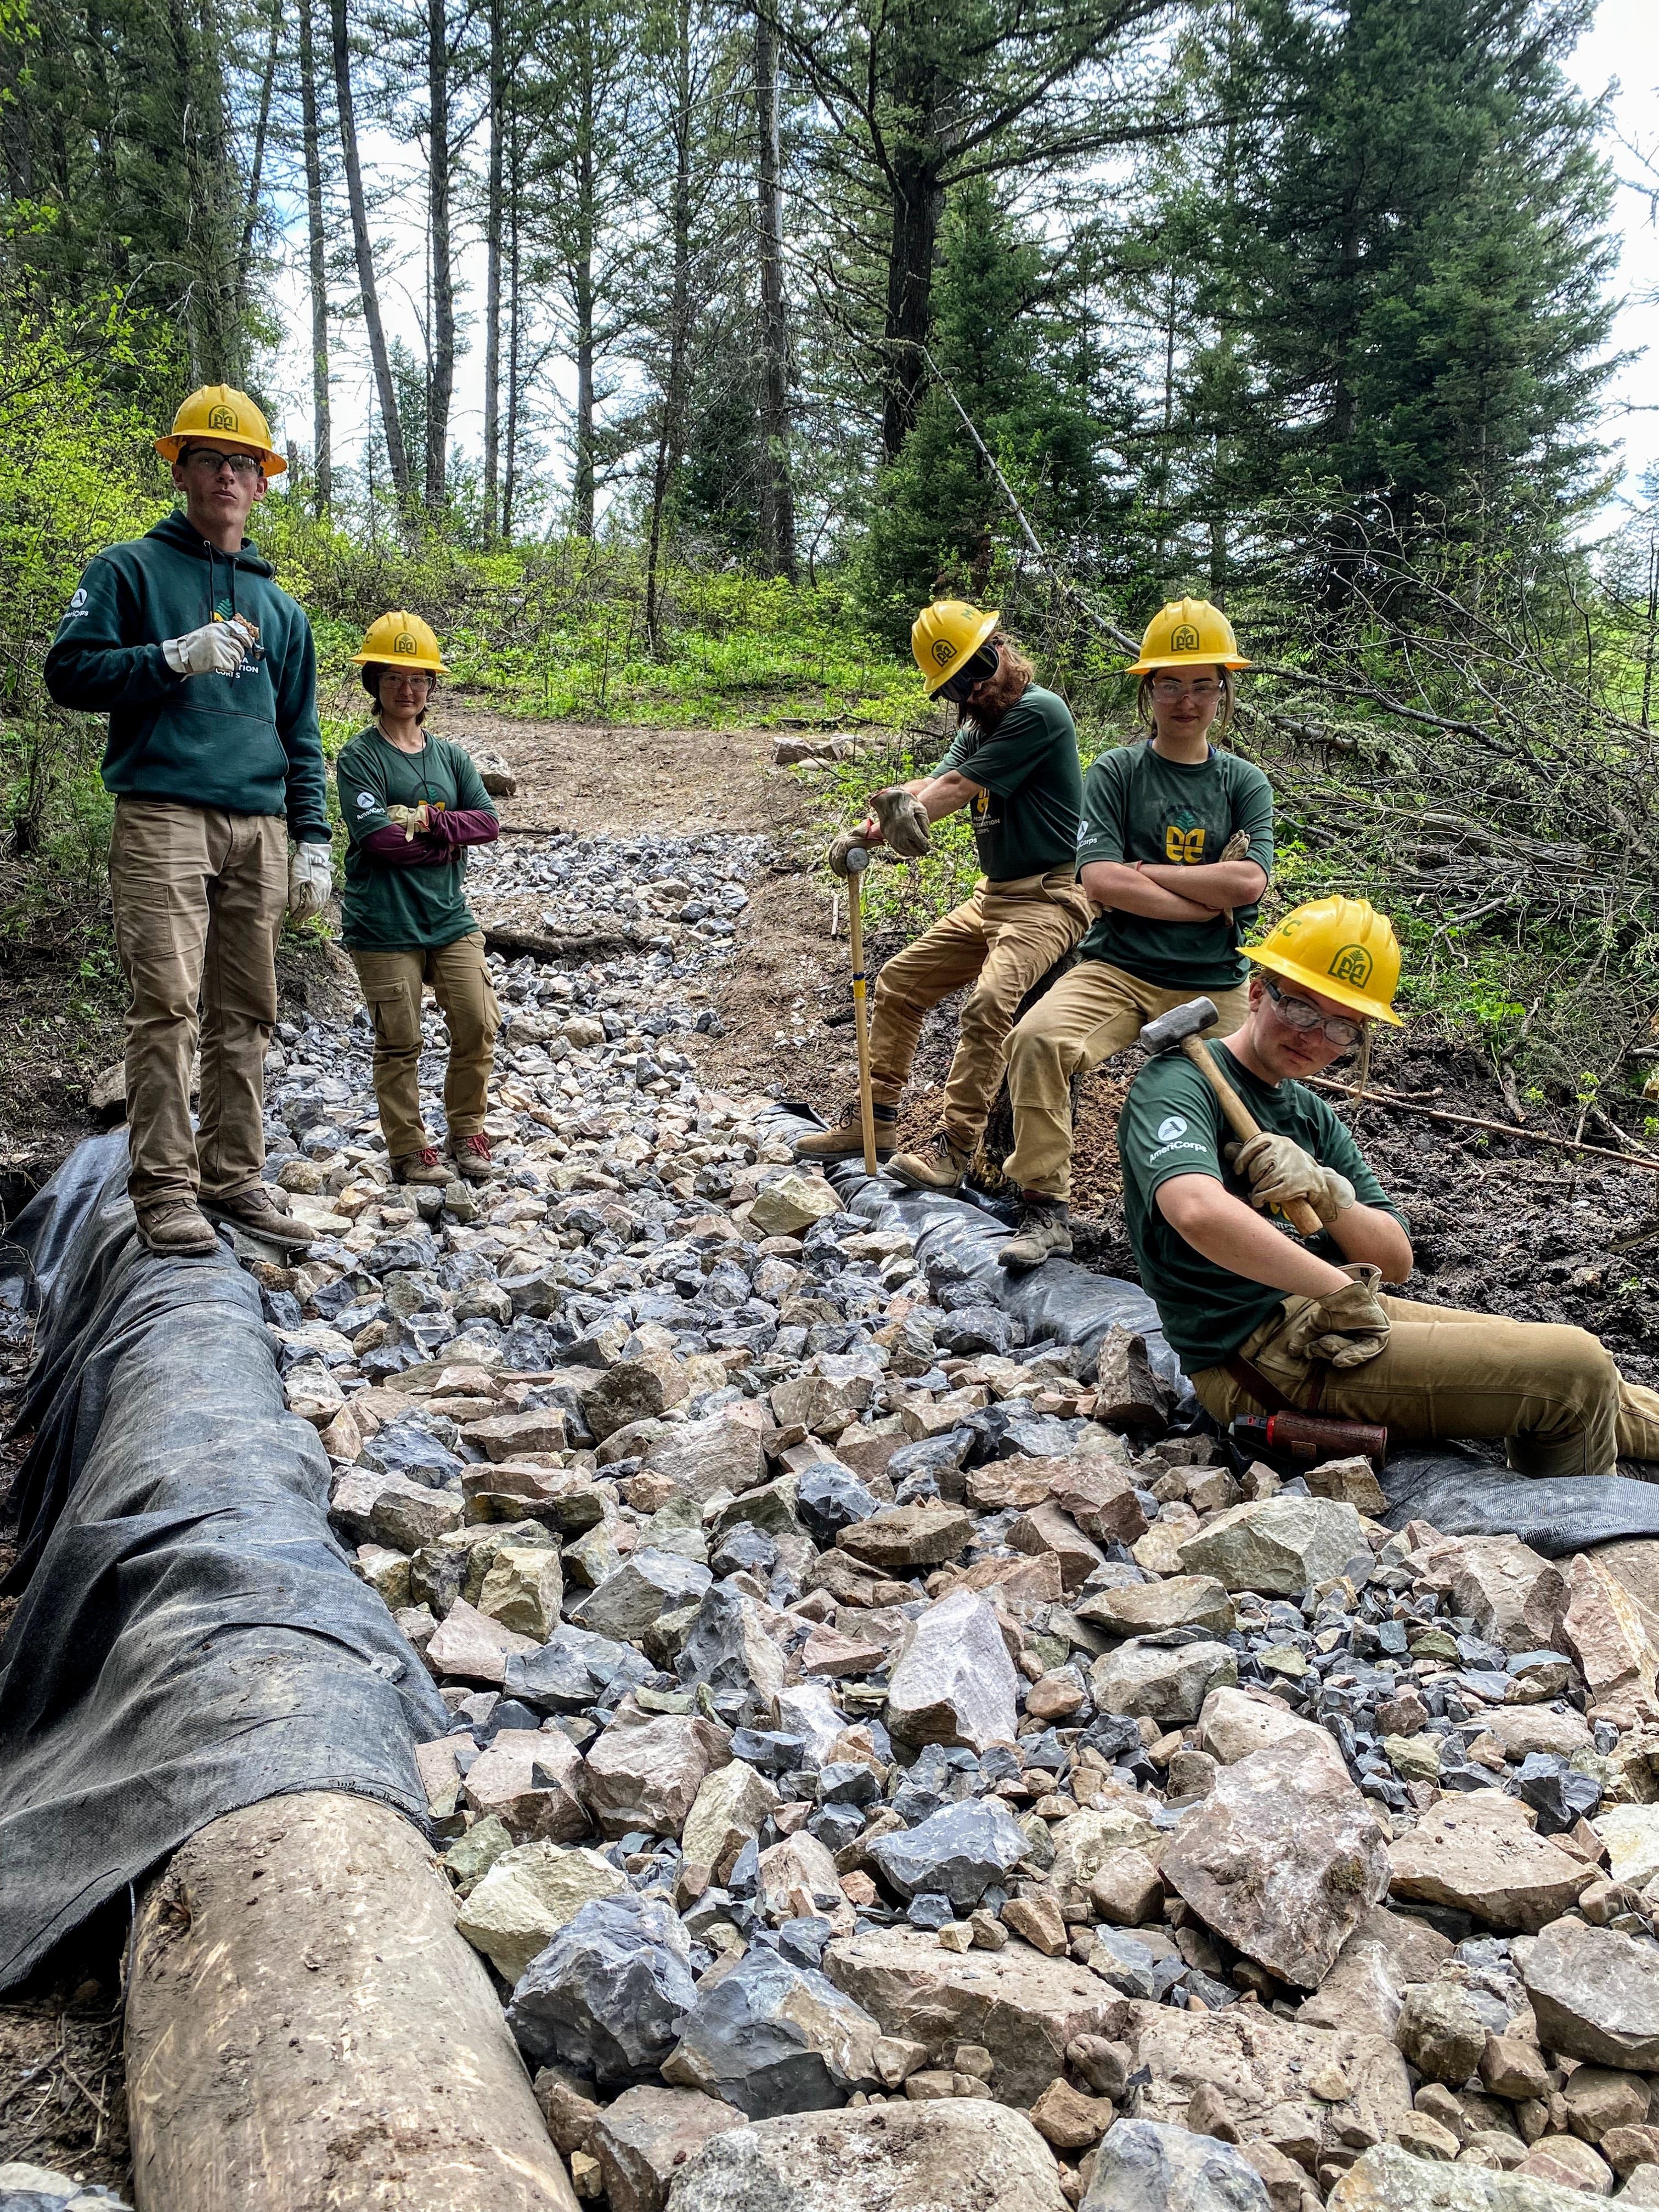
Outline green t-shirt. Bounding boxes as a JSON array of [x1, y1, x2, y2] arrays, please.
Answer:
[[337, 727, 495, 951], [1076, 741, 1274, 988], [936, 684, 1082, 883], [1117, 1039, 1406, 1374]]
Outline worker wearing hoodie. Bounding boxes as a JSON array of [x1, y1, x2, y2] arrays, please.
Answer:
[[44, 384, 329, 1258]]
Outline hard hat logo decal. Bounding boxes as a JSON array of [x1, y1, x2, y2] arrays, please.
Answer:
[[394, 632, 417, 654], [206, 403, 239, 432], [930, 639, 956, 668], [1171, 623, 1200, 652], [1329, 944, 1374, 987]]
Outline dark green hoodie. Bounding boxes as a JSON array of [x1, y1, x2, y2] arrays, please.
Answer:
[[44, 508, 329, 839]]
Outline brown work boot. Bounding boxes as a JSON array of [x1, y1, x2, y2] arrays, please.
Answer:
[[793, 1101, 898, 1164], [998, 1195, 1073, 1270], [393, 1144, 453, 1186], [135, 1199, 219, 1258], [887, 1128, 973, 1194], [200, 1186, 315, 1250], [448, 1131, 500, 1183]]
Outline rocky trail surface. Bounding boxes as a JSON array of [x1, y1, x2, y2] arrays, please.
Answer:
[[5, 712, 1659, 2211]]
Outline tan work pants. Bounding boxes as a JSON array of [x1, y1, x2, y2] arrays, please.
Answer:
[[350, 933, 500, 1161], [868, 869, 1091, 1150], [109, 798, 288, 1214], [1193, 1291, 1659, 1480], [1003, 959, 1251, 1201]]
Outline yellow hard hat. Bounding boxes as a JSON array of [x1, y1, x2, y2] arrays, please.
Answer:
[[1245, 895, 1404, 1026], [155, 383, 286, 474], [1128, 596, 1249, 674], [911, 599, 999, 695], [352, 611, 450, 674]]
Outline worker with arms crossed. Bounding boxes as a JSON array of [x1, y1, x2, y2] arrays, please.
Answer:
[[337, 615, 503, 1186], [797, 599, 1090, 1192], [1119, 894, 1659, 1476], [997, 598, 1272, 1269], [44, 384, 331, 1258]]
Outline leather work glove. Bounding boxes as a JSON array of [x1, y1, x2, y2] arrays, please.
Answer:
[[1282, 1263, 1391, 1369], [385, 803, 431, 840], [287, 842, 335, 922], [868, 787, 933, 858], [163, 620, 248, 678], [826, 828, 864, 879], [1227, 1131, 1356, 1227]]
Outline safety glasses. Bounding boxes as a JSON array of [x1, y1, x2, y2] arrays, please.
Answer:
[[937, 646, 998, 703], [1262, 973, 1365, 1049], [181, 448, 265, 479]]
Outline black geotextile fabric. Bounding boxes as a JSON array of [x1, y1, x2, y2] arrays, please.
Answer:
[[0, 1132, 448, 1991], [767, 1104, 1659, 1559]]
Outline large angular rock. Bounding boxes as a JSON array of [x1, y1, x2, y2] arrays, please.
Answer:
[[1326, 2142, 1618, 2207], [1047, 1461, 1149, 1547], [663, 1945, 882, 2117], [771, 1354, 881, 1441], [572, 1549, 712, 1641], [1090, 1638, 1238, 1729], [506, 1892, 699, 2086], [1091, 1326, 1176, 1437], [1595, 1803, 1659, 1892], [748, 1173, 842, 1239], [461, 1725, 588, 1843], [1081, 2119, 1269, 2211], [1387, 1795, 1596, 1933], [1076, 1574, 1235, 1639], [823, 1926, 1121, 2104], [1007, 1502, 1103, 1592], [1198, 1687, 1350, 1782], [1160, 1739, 1390, 1988], [425, 1596, 539, 1684], [507, 1625, 655, 1714], [1178, 1497, 1369, 1596], [838, 1502, 973, 1571], [588, 2086, 746, 2212], [456, 1842, 627, 1982], [664, 2097, 1068, 2212], [885, 1587, 1020, 1754], [583, 1701, 733, 1838], [1441, 1537, 1556, 1655], [1392, 1979, 1489, 2086], [464, 1407, 570, 1462], [755, 1833, 849, 1929], [1560, 1551, 1659, 1706], [641, 1402, 769, 1504], [868, 1797, 1031, 1912], [680, 1760, 779, 1883], [1297, 1905, 1454, 2038], [585, 1351, 691, 1441], [1520, 1917, 1659, 2068], [477, 1542, 565, 1640], [676, 1581, 785, 1722]]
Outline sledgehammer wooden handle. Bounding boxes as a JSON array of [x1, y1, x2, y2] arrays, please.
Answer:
[[1180, 1037, 1327, 1239]]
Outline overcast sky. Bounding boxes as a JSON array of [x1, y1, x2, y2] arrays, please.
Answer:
[[265, 2, 1659, 524]]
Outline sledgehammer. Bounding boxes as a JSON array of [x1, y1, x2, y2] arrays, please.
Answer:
[[1139, 996, 1325, 1238], [843, 846, 879, 1175]]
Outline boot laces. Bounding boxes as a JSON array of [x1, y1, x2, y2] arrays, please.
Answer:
[[458, 1133, 492, 1160]]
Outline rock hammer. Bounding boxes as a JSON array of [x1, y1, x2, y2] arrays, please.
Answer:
[[1138, 995, 1324, 1238], [842, 845, 879, 1175]]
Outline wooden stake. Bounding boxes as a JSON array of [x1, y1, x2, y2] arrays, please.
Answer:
[[845, 855, 878, 1175]]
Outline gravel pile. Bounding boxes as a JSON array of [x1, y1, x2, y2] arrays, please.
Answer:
[[248, 827, 1659, 2212]]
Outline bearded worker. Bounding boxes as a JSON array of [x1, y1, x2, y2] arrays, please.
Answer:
[[797, 599, 1088, 1189], [1119, 895, 1659, 1476], [45, 385, 329, 1257]]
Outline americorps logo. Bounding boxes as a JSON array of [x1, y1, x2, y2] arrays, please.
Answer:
[[356, 791, 376, 811], [1156, 1115, 1189, 1142]]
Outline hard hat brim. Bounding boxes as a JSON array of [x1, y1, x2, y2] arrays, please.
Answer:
[[919, 606, 1000, 695], [1245, 944, 1405, 1026], [1127, 651, 1251, 675], [353, 651, 451, 674], [156, 433, 286, 476]]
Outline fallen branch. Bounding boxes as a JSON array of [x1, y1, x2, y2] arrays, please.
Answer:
[[1310, 1076, 1659, 1177], [481, 924, 636, 964]]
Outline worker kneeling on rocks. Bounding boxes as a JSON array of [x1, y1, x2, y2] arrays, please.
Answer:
[[44, 383, 330, 1257], [1120, 895, 1659, 1476], [337, 614, 503, 1186], [796, 599, 1089, 1190], [997, 598, 1272, 1269]]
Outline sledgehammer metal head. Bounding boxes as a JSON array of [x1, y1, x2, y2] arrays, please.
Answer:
[[1139, 996, 1220, 1057]]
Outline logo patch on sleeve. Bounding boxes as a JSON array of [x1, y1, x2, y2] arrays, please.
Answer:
[[1156, 1115, 1189, 1143], [356, 791, 376, 811]]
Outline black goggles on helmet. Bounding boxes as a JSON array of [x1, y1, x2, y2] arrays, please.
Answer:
[[937, 644, 998, 703]]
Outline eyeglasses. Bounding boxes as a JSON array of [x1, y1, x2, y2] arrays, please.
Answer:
[[180, 448, 265, 479], [1149, 676, 1221, 701], [1262, 973, 1365, 1049]]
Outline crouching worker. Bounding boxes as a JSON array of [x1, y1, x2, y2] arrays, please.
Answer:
[[1119, 895, 1659, 1477], [796, 600, 1089, 1190], [337, 614, 503, 1186], [998, 598, 1271, 1269]]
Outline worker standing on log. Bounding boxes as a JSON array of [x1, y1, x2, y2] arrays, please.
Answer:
[[44, 385, 329, 1257], [996, 598, 1273, 1269], [1121, 896, 1659, 1474], [337, 614, 502, 1186], [796, 600, 1090, 1187]]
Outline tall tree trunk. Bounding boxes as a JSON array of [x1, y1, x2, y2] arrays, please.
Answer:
[[170, 0, 242, 381], [570, 59, 597, 538], [753, 9, 795, 581], [236, 0, 281, 303], [425, 0, 454, 509], [332, 0, 415, 513], [881, 153, 943, 462], [644, 0, 693, 651], [482, 0, 504, 539], [300, 0, 332, 511], [503, 97, 522, 538]]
